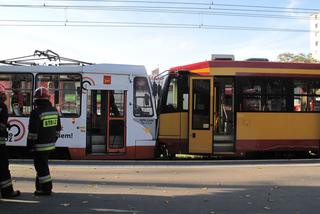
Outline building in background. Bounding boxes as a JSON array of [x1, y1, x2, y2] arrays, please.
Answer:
[[311, 13, 320, 61]]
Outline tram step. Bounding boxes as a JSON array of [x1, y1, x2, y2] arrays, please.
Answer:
[[91, 145, 106, 153], [213, 141, 235, 153], [214, 135, 234, 141]]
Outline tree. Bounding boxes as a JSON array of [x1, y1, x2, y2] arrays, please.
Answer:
[[277, 53, 319, 63]]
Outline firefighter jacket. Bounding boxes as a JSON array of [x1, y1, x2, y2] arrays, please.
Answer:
[[0, 101, 8, 145], [27, 99, 61, 152]]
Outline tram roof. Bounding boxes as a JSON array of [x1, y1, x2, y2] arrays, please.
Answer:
[[170, 60, 320, 72], [0, 63, 147, 76]]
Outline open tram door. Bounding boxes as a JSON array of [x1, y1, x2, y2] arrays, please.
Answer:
[[86, 90, 126, 155], [213, 77, 235, 153], [188, 76, 213, 154]]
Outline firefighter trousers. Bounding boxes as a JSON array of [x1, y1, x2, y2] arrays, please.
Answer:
[[33, 151, 52, 192], [0, 144, 15, 196]]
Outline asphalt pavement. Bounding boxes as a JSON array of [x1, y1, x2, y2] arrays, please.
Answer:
[[1, 159, 320, 214]]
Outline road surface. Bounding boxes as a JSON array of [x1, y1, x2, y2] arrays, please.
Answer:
[[1, 159, 320, 214]]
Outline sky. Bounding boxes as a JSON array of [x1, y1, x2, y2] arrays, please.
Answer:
[[0, 0, 320, 73]]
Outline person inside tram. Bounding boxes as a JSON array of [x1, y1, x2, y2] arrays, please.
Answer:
[[11, 81, 24, 116]]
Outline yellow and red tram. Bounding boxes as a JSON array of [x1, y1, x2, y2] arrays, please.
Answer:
[[157, 58, 320, 157]]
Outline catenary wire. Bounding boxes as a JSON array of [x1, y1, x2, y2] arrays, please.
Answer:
[[0, 4, 318, 14], [23, 0, 320, 12], [0, 20, 314, 33]]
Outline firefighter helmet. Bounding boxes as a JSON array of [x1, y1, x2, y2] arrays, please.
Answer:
[[34, 87, 50, 100]]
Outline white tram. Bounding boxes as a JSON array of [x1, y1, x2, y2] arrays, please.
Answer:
[[0, 51, 157, 159]]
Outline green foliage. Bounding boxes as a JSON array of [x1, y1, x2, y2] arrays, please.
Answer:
[[277, 53, 319, 63]]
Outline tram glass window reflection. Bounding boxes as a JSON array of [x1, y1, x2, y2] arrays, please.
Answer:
[[309, 80, 320, 111], [240, 79, 262, 111], [265, 79, 286, 111], [109, 90, 124, 117], [36, 74, 81, 117], [165, 77, 178, 112], [239, 78, 287, 112], [0, 73, 33, 116], [294, 79, 320, 112], [181, 74, 189, 111], [192, 79, 210, 130], [133, 77, 154, 117]]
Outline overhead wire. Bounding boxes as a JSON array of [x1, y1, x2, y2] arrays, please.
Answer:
[[0, 3, 318, 21], [23, 0, 320, 13], [0, 2, 319, 14], [0, 20, 314, 33], [0, 4, 316, 14], [0, 1, 317, 32], [0, 4, 316, 21]]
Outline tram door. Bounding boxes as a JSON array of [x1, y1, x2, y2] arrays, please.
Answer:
[[188, 77, 213, 153], [213, 77, 235, 153], [87, 90, 126, 154]]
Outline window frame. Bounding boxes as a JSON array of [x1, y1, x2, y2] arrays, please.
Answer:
[[236, 77, 289, 113], [159, 73, 189, 114], [191, 79, 211, 130], [0, 72, 34, 117], [133, 76, 154, 117], [293, 79, 320, 112], [35, 73, 82, 118], [236, 76, 320, 113]]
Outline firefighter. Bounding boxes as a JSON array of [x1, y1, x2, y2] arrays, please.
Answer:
[[0, 85, 20, 198], [27, 87, 61, 196]]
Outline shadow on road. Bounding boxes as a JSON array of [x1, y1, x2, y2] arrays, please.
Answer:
[[1, 184, 319, 214]]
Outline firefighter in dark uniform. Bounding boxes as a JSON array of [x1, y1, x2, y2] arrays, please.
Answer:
[[0, 85, 20, 198], [27, 87, 61, 196]]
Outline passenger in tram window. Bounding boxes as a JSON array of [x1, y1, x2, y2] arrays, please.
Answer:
[[11, 82, 24, 116]]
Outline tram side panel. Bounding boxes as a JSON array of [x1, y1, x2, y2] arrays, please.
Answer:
[[236, 113, 320, 153]]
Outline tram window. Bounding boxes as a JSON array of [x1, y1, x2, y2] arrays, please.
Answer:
[[165, 77, 178, 112], [133, 77, 154, 117], [182, 94, 189, 110], [0, 73, 33, 116], [110, 90, 124, 117], [36, 74, 81, 117], [294, 79, 320, 112], [192, 80, 210, 130], [266, 79, 285, 95], [239, 78, 287, 112], [265, 97, 286, 111], [240, 79, 263, 111], [96, 93, 101, 116], [309, 81, 320, 111], [265, 80, 286, 111], [242, 84, 262, 95], [242, 97, 261, 111], [309, 81, 320, 94], [180, 74, 189, 111]]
